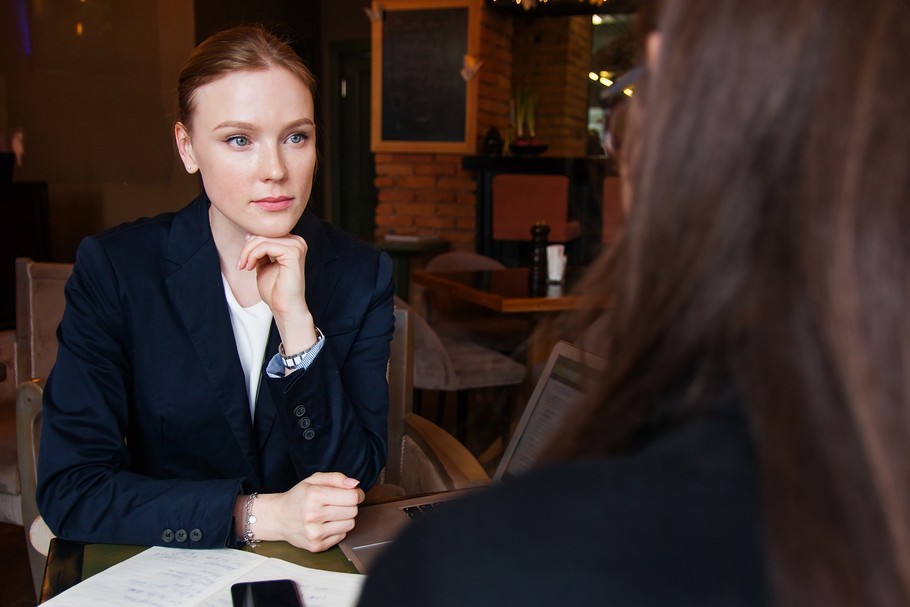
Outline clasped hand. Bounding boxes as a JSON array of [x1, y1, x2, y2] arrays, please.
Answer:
[[239, 472, 365, 552]]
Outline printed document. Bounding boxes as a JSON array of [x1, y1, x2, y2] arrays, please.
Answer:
[[41, 546, 364, 607]]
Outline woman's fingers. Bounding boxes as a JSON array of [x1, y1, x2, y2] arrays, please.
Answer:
[[278, 477, 364, 552], [238, 234, 306, 271]]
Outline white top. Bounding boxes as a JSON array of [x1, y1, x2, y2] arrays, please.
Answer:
[[222, 274, 273, 418]]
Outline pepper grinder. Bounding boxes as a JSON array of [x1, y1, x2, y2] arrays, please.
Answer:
[[528, 221, 550, 296]]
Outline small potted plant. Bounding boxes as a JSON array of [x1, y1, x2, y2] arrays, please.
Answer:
[[510, 87, 547, 156]]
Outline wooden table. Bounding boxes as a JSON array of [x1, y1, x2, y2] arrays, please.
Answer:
[[40, 538, 357, 603], [410, 267, 597, 314]]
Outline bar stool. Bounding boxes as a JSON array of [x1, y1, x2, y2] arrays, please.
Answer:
[[405, 296, 527, 446], [423, 251, 530, 355]]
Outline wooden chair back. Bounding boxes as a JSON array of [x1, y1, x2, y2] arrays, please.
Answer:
[[15, 258, 72, 387], [368, 298, 488, 502], [17, 380, 50, 597], [491, 174, 581, 242], [382, 300, 414, 488], [14, 258, 70, 597]]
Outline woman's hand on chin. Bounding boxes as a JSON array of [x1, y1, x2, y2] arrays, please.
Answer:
[[238, 234, 316, 354]]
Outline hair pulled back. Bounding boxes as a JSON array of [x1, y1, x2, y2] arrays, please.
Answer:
[[176, 25, 317, 128]]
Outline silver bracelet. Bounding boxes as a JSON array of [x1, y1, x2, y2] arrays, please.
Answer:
[[241, 492, 261, 548]]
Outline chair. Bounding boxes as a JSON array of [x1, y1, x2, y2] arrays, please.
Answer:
[[423, 251, 530, 355], [425, 251, 505, 274], [404, 295, 527, 446], [0, 331, 19, 526], [491, 174, 581, 243], [12, 258, 71, 596], [0, 258, 70, 530], [14, 258, 72, 387], [17, 380, 52, 597], [367, 300, 489, 503]]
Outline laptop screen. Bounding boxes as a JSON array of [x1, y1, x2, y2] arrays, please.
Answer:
[[494, 341, 607, 480]]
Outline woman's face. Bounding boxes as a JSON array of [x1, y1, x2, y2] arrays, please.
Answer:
[[175, 66, 316, 240]]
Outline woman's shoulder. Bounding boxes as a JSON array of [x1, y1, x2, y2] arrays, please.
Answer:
[[74, 196, 207, 275], [87, 195, 205, 253], [91, 212, 177, 249]]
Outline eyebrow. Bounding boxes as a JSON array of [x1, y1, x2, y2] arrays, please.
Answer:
[[212, 118, 315, 131]]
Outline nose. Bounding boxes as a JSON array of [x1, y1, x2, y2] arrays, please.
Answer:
[[258, 143, 287, 182]]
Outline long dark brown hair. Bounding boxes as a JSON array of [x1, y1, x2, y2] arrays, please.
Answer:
[[547, 0, 910, 604]]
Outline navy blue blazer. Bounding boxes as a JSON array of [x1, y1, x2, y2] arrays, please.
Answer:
[[37, 193, 394, 548]]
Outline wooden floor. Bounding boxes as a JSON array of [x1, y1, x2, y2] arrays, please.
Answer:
[[0, 522, 37, 607]]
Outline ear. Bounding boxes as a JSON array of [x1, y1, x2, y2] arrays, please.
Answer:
[[174, 122, 199, 174]]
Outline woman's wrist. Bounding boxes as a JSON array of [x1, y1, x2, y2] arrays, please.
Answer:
[[275, 312, 317, 355], [234, 492, 283, 545]]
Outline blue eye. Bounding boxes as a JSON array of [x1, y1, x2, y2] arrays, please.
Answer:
[[286, 132, 308, 144], [226, 135, 249, 147]]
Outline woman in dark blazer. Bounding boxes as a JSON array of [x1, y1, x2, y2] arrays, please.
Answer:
[[37, 26, 394, 552]]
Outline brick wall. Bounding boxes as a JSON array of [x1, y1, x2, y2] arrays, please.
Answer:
[[373, 10, 590, 249], [374, 153, 478, 247]]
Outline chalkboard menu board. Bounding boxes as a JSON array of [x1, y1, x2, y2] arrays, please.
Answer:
[[371, 0, 480, 154]]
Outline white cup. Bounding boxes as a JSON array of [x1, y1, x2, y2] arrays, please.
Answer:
[[546, 244, 567, 283]]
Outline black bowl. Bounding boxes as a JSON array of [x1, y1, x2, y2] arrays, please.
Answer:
[[509, 143, 548, 156]]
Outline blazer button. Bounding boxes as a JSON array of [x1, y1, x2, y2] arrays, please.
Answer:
[[175, 529, 188, 543], [294, 405, 307, 417], [190, 528, 203, 542], [303, 428, 316, 440], [298, 417, 311, 429], [161, 529, 175, 543]]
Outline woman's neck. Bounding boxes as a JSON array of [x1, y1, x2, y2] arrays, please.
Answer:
[[210, 205, 262, 308]]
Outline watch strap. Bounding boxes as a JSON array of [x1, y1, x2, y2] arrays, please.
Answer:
[[279, 327, 324, 369]]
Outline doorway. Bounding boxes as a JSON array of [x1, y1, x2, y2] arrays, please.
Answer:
[[330, 43, 376, 242]]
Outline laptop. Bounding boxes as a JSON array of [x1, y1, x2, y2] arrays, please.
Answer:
[[340, 340, 607, 572]]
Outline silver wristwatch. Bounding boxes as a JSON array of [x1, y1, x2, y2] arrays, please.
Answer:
[[279, 329, 324, 369]]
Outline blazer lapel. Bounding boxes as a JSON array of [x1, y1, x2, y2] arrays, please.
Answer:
[[252, 324, 280, 451], [299, 210, 341, 322], [164, 196, 260, 478]]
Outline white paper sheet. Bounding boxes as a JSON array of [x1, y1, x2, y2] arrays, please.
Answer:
[[42, 546, 364, 607]]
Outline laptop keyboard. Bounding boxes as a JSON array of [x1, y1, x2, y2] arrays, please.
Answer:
[[402, 501, 445, 518]]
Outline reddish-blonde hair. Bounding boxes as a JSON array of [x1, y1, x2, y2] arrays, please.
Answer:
[[176, 25, 317, 128]]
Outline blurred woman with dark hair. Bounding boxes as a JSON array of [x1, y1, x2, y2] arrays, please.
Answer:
[[359, 0, 910, 604]]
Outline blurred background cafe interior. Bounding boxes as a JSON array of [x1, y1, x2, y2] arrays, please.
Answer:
[[0, 0, 638, 602]]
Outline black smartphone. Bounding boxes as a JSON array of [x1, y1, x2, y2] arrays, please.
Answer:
[[231, 579, 303, 607]]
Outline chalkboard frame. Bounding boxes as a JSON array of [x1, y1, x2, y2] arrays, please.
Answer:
[[370, 0, 480, 154]]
